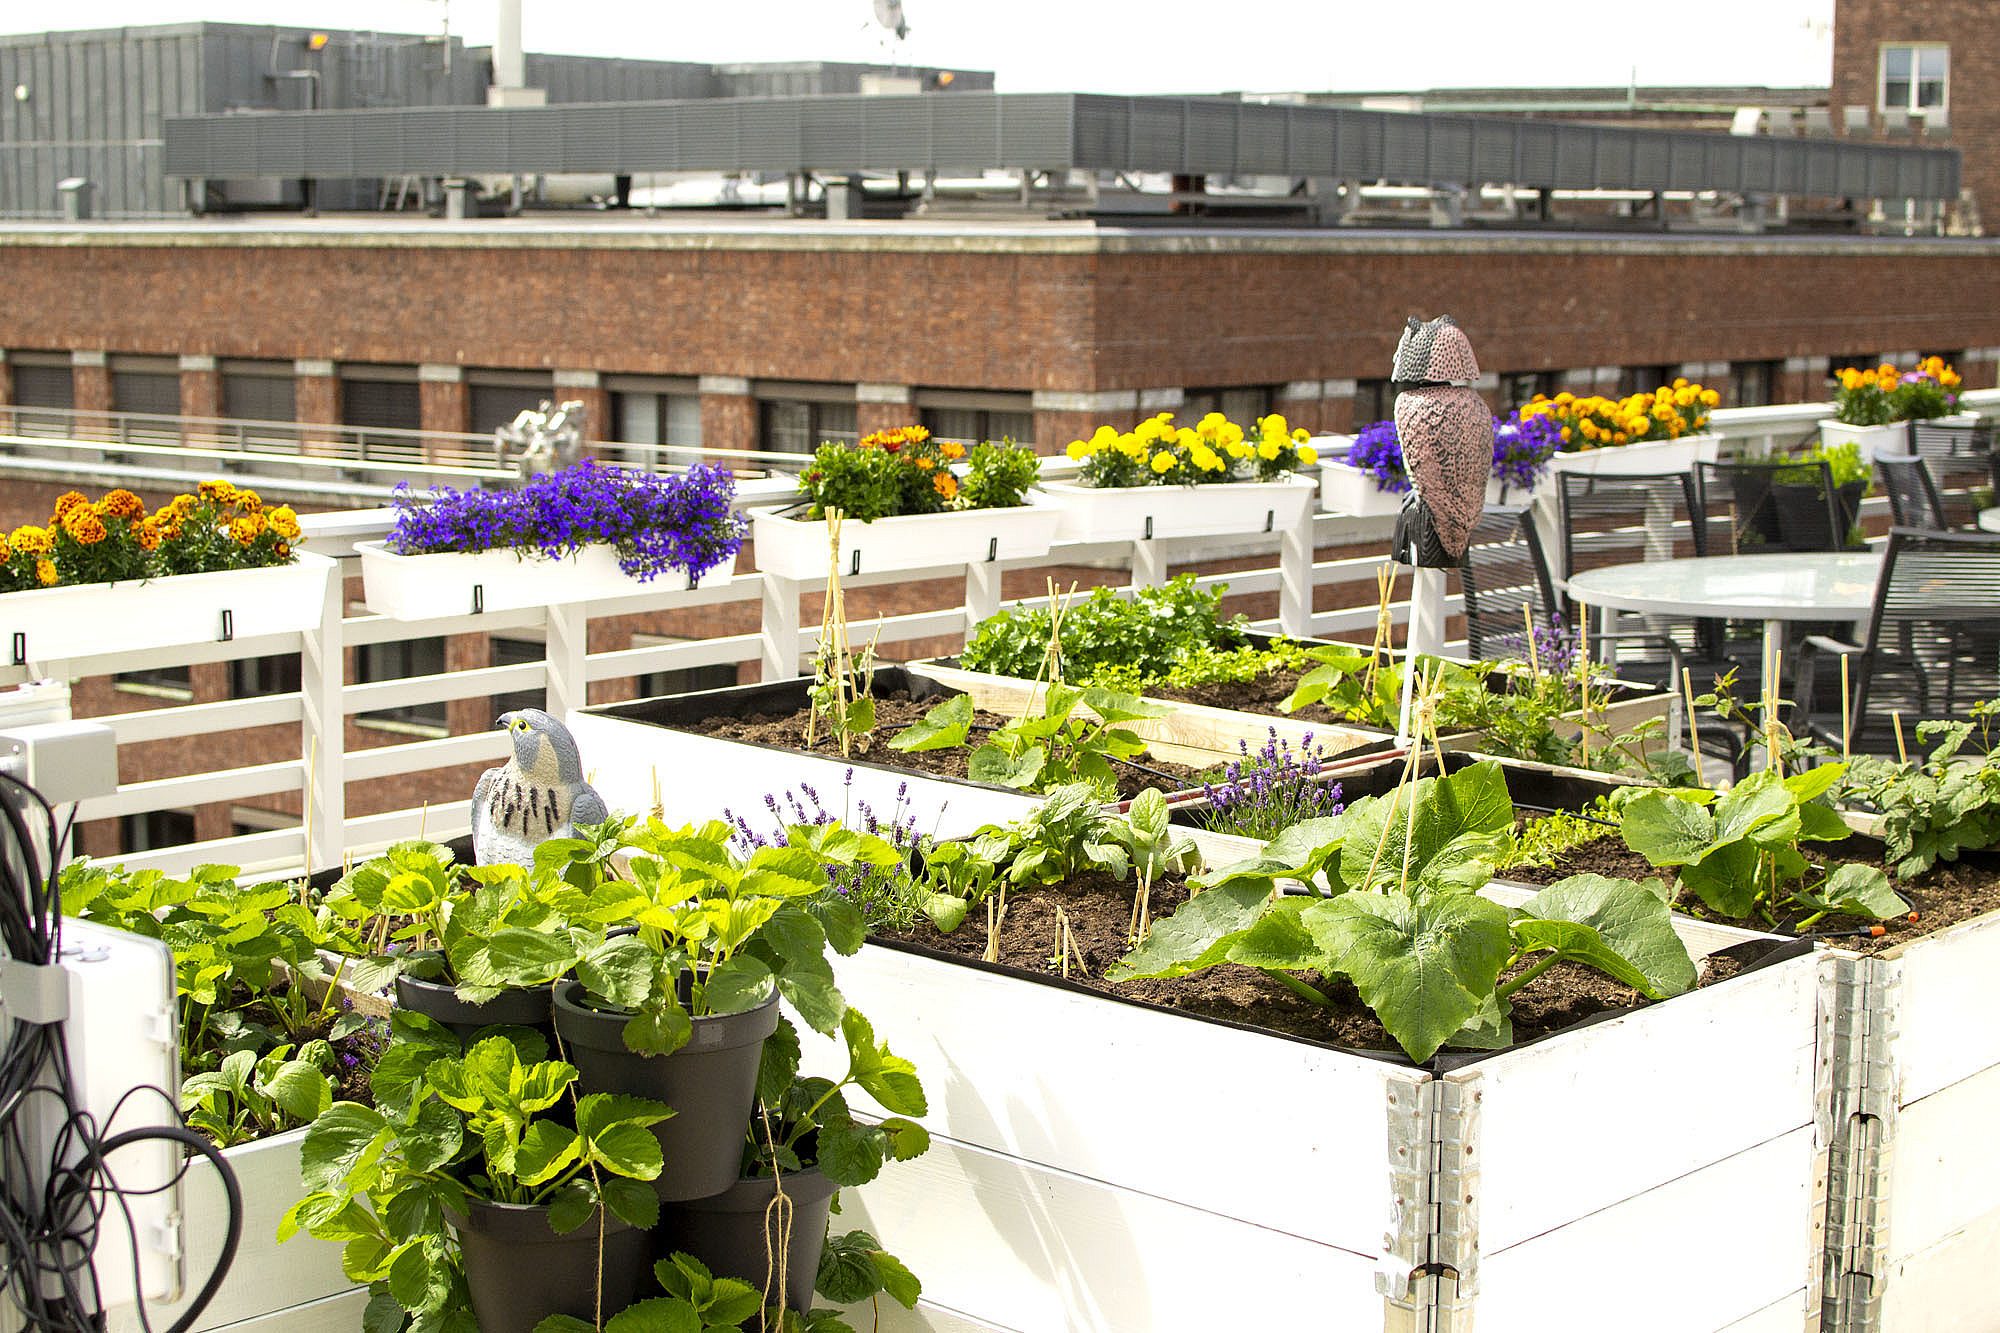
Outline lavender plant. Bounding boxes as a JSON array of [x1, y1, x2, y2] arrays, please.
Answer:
[[1197, 728, 1346, 840], [724, 771, 947, 932], [386, 459, 745, 583]]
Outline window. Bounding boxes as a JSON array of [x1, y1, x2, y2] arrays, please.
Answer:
[[230, 654, 301, 698], [469, 372, 556, 438], [115, 664, 193, 702], [340, 366, 422, 432], [109, 356, 181, 417], [220, 361, 296, 422], [1353, 379, 1393, 428], [1619, 366, 1675, 398], [1182, 386, 1277, 426], [1730, 360, 1780, 408], [491, 636, 546, 719], [610, 380, 704, 467], [759, 398, 857, 455], [354, 637, 448, 735], [120, 809, 196, 853], [1881, 44, 1948, 114], [1499, 371, 1557, 411], [920, 407, 1035, 447], [10, 354, 73, 409]]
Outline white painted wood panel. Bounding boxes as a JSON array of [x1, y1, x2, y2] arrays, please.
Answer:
[[1883, 1058, 2000, 1265], [821, 942, 1415, 1257], [1882, 911, 2000, 1105], [1878, 1204, 2000, 1332], [834, 1298, 1021, 1333], [1474, 1126, 1818, 1333], [836, 1133, 1389, 1333], [103, 1131, 357, 1333], [1465, 951, 1818, 1254], [203, 1289, 372, 1333], [567, 713, 1041, 839], [1717, 1289, 1813, 1332]]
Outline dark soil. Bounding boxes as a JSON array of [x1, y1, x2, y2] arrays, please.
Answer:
[[1148, 666, 1357, 730], [680, 689, 1206, 799], [877, 871, 1756, 1058], [1501, 830, 2000, 954]]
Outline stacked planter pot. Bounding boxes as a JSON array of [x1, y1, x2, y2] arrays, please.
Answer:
[[1, 552, 336, 667], [804, 792, 1822, 1332]]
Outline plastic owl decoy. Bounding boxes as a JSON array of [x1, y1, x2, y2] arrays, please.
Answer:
[[1390, 315, 1494, 566], [471, 708, 611, 867]]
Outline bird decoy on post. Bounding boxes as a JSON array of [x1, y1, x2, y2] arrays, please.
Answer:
[[1390, 314, 1494, 567], [471, 708, 611, 867]]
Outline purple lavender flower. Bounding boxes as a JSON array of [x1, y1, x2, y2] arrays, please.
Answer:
[[1346, 412, 1557, 497], [1198, 727, 1346, 840], [1497, 611, 1580, 677], [386, 459, 745, 583]]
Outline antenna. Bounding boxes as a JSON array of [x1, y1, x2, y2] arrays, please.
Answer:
[[872, 0, 909, 41]]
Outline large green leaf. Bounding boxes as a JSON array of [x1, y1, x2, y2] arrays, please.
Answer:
[[841, 1009, 928, 1116], [968, 743, 1045, 789], [1676, 840, 1763, 918], [1338, 762, 1512, 893], [1220, 899, 1318, 972], [1714, 770, 1800, 846], [703, 954, 776, 1015], [301, 1103, 390, 1192], [1513, 875, 1698, 999], [1806, 863, 1910, 921], [1303, 891, 1513, 1062], [1106, 883, 1270, 981], [1620, 792, 1715, 867]]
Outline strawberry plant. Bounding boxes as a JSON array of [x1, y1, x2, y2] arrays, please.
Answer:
[[890, 682, 1167, 795]]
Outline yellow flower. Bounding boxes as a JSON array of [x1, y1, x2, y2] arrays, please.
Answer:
[[35, 559, 57, 587], [229, 516, 261, 545], [1066, 439, 1092, 461], [1191, 446, 1222, 472], [1217, 422, 1244, 448], [1291, 428, 1309, 444], [1257, 440, 1281, 461], [136, 519, 161, 552], [1700, 389, 1720, 407], [62, 511, 107, 546], [10, 525, 50, 556], [1297, 444, 1317, 466], [1226, 441, 1251, 460], [939, 441, 965, 461], [51, 492, 89, 522], [932, 473, 958, 501], [1150, 451, 1175, 475]]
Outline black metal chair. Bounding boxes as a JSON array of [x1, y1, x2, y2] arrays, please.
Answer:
[[1796, 528, 2000, 754], [1696, 459, 1847, 555], [1907, 419, 1994, 526], [1874, 452, 1949, 531], [1460, 506, 1559, 660]]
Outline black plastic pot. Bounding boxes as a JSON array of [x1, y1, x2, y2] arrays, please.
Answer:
[[1772, 479, 1866, 551], [1724, 471, 1786, 550], [552, 978, 781, 1201], [656, 1169, 837, 1317], [450, 1197, 649, 1333], [394, 972, 553, 1045]]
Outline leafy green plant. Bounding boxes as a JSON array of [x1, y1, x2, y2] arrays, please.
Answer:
[[814, 1231, 922, 1323], [1841, 701, 2000, 879], [967, 783, 1135, 887], [536, 1252, 764, 1333], [1499, 802, 1617, 872], [891, 683, 1165, 795], [750, 1008, 930, 1188], [910, 840, 999, 935], [180, 1041, 337, 1148], [960, 574, 1248, 684], [1621, 765, 1908, 926], [1123, 787, 1199, 943], [1110, 760, 1698, 1061], [281, 1026, 671, 1333], [956, 439, 1041, 511]]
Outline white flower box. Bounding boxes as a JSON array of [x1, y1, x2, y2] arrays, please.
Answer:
[[1038, 474, 1318, 543], [1319, 462, 1544, 519], [1818, 412, 1978, 462], [103, 1129, 363, 1332], [356, 540, 699, 620], [0, 553, 335, 667], [1547, 431, 1722, 477], [816, 914, 1820, 1331], [750, 504, 1060, 580]]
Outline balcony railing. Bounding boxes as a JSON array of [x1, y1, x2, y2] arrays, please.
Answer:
[[1, 390, 1992, 878]]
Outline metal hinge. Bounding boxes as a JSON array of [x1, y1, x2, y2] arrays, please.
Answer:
[[1818, 953, 1902, 1333], [1377, 1072, 1482, 1332]]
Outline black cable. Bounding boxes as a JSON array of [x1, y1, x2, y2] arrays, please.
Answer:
[[0, 769, 241, 1333]]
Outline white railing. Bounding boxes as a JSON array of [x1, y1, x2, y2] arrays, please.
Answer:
[[3, 391, 1994, 877]]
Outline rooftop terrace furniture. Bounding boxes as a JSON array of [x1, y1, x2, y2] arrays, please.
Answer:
[[1795, 528, 2000, 754], [1459, 506, 1558, 662], [1875, 452, 1949, 532]]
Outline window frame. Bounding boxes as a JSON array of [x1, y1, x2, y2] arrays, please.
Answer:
[[1879, 43, 1949, 115]]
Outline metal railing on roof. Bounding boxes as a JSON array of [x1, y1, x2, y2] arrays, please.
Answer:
[[162, 92, 1962, 202]]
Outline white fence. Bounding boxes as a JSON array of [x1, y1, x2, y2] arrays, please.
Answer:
[[1, 392, 1993, 877]]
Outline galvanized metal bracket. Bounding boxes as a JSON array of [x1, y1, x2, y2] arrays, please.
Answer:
[[1377, 1071, 1482, 1332], [1818, 951, 1902, 1333]]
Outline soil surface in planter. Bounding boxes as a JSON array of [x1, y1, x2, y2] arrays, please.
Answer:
[[1502, 829, 2000, 954], [681, 690, 1206, 799], [1146, 668, 1354, 730], [876, 871, 1750, 1054]]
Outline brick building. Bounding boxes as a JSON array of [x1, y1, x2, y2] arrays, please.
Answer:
[[1832, 0, 1995, 222]]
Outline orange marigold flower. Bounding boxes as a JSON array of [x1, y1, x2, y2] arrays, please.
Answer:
[[939, 440, 965, 460], [52, 492, 89, 521], [274, 540, 290, 559], [932, 472, 958, 501], [100, 489, 144, 520], [229, 515, 264, 545], [269, 506, 301, 539], [198, 479, 237, 504], [62, 511, 107, 546], [0, 536, 8, 562], [234, 488, 263, 514], [34, 559, 57, 587], [913, 456, 936, 470], [135, 520, 162, 552]]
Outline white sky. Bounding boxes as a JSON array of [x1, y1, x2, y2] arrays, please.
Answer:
[[0, 1, 1838, 95]]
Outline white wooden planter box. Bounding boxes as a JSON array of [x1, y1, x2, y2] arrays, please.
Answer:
[[0, 553, 335, 667], [1038, 474, 1317, 543], [564, 708, 1041, 839], [1547, 431, 1721, 477], [1819, 906, 2000, 1330], [104, 1129, 362, 1333], [1320, 462, 1546, 519], [1817, 413, 1977, 463], [750, 504, 1059, 580], [356, 540, 698, 620], [815, 914, 1822, 1331]]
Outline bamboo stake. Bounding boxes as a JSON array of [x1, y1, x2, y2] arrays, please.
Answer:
[[298, 733, 318, 899], [1893, 710, 1909, 765], [1523, 604, 1540, 676], [983, 886, 1008, 964], [1766, 648, 1784, 776], [1839, 653, 1852, 762], [1682, 667, 1707, 787]]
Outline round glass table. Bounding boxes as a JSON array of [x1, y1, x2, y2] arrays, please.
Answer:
[[1979, 508, 2000, 534], [1565, 550, 1882, 688]]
